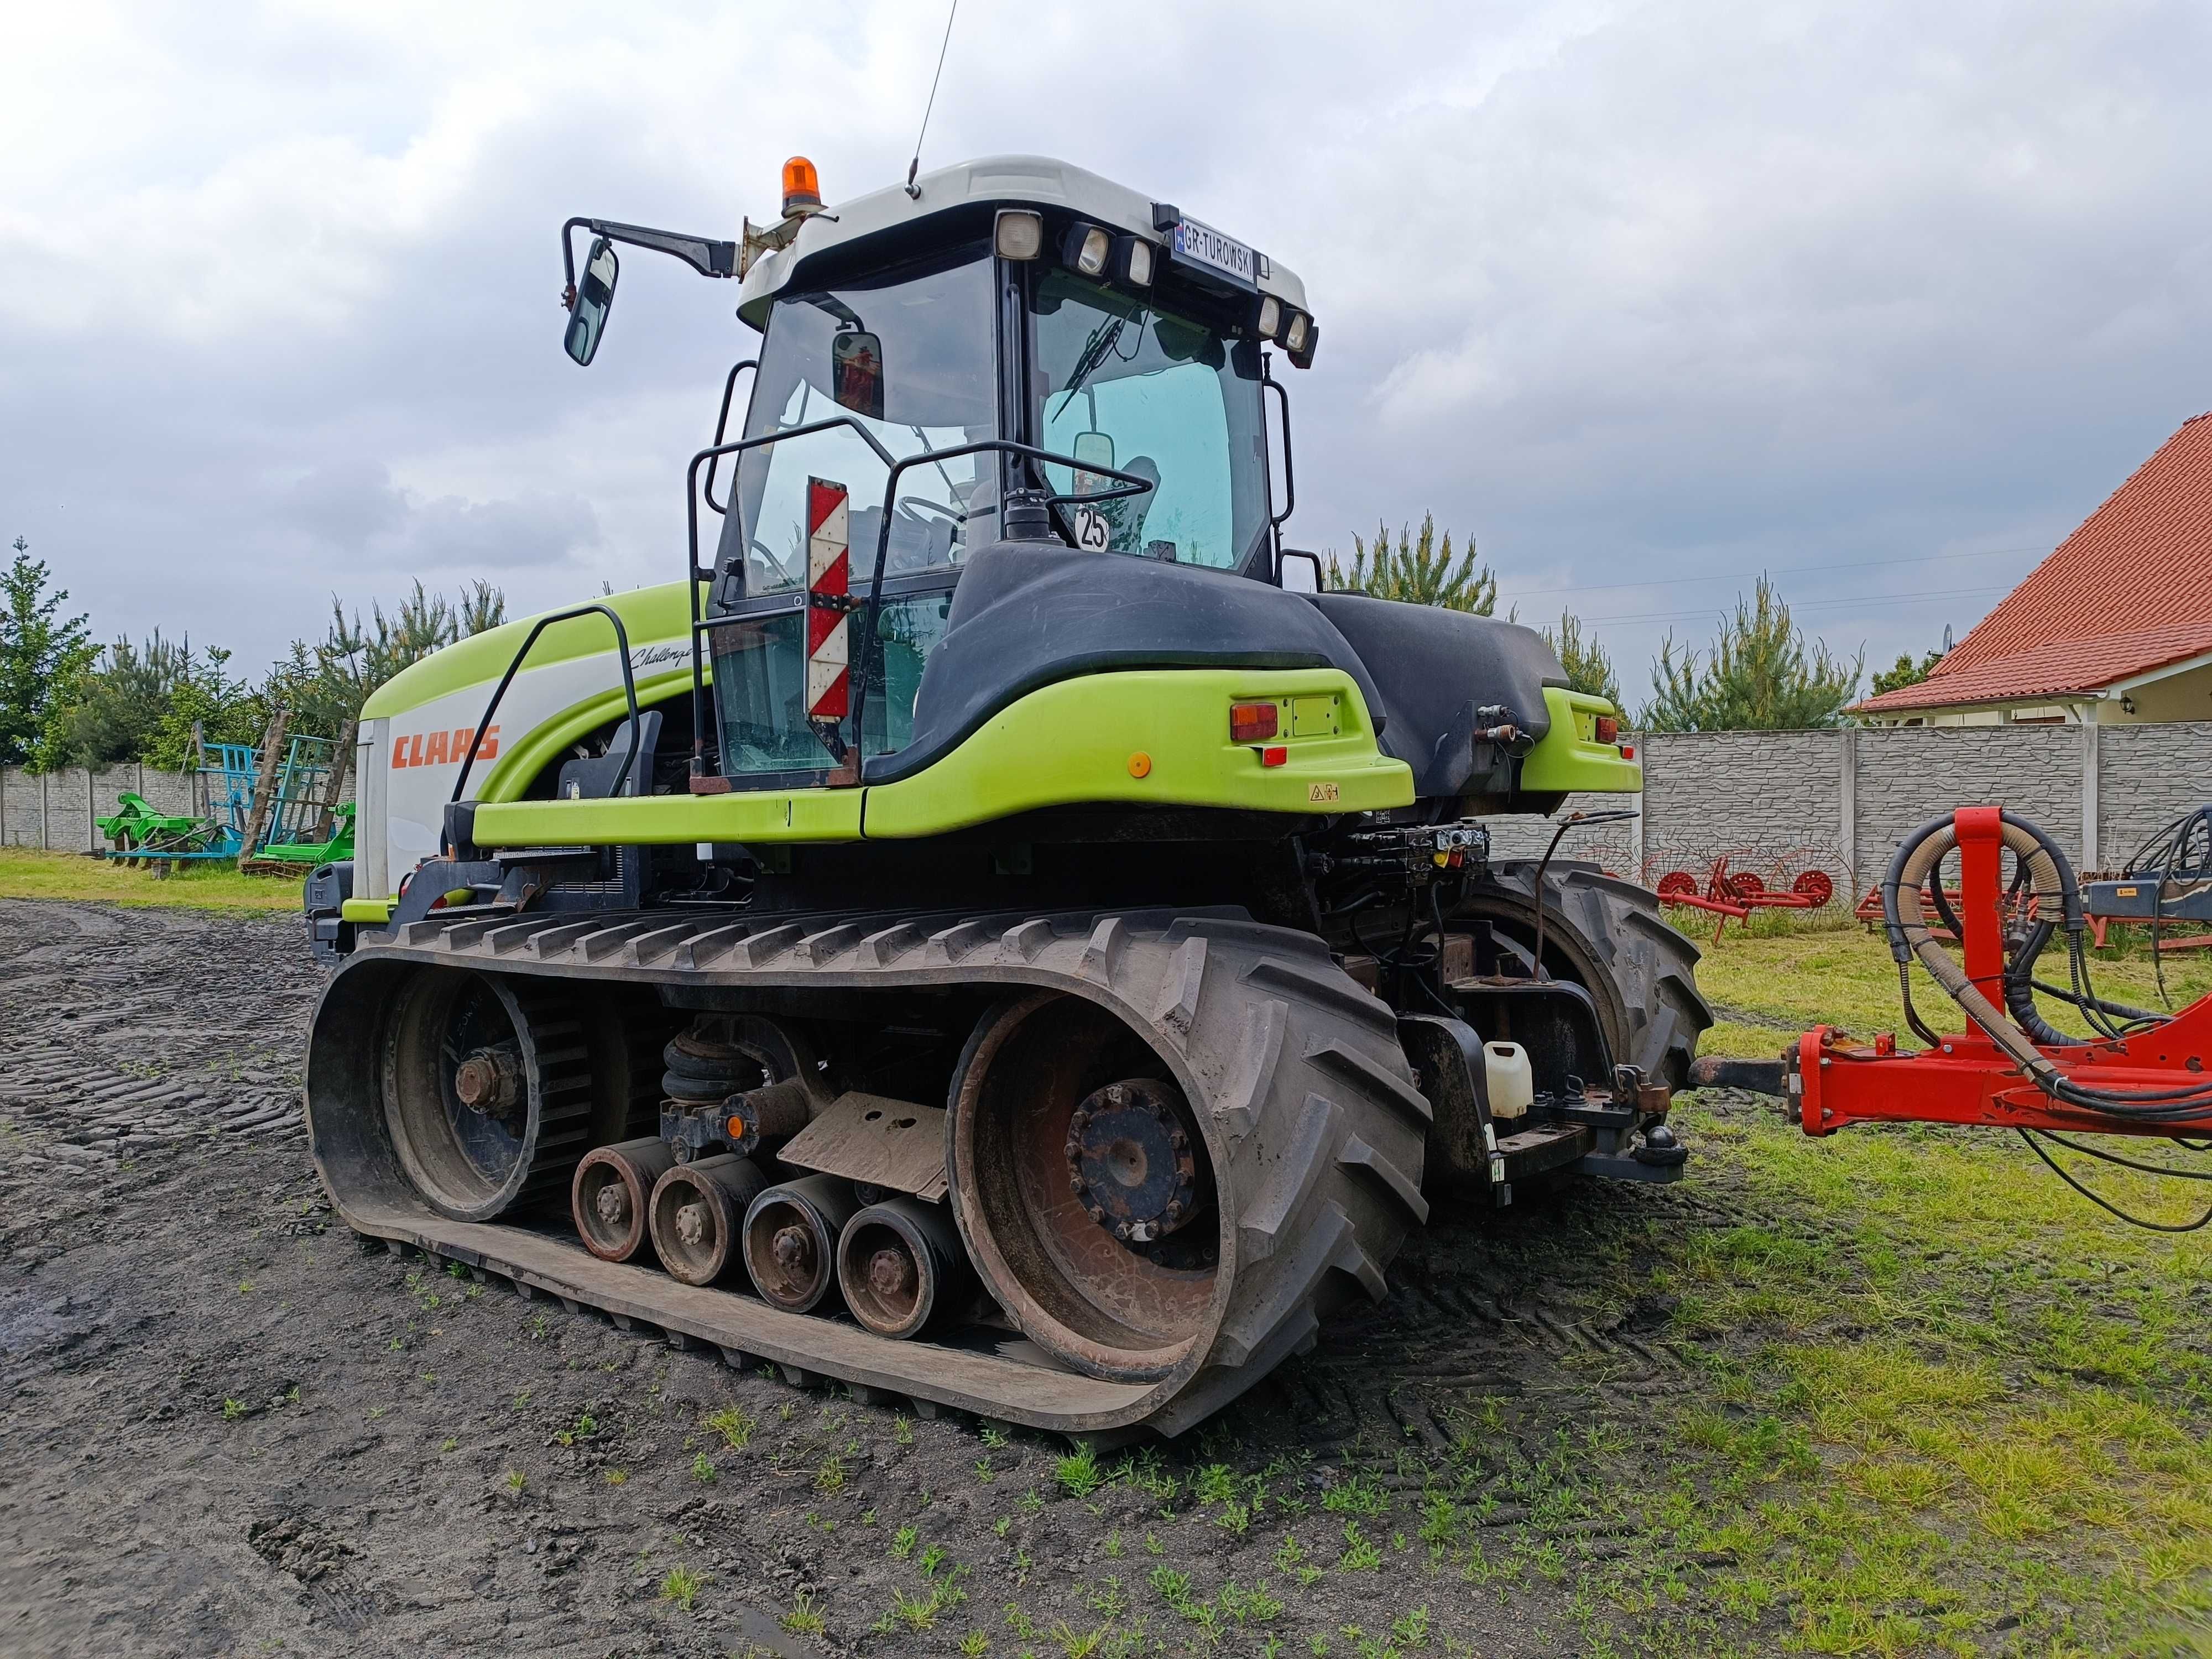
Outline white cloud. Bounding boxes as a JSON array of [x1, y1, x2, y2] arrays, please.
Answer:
[[0, 0, 2206, 707]]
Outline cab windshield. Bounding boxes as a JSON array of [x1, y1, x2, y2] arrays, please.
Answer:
[[1029, 268, 1268, 570], [718, 243, 998, 597]]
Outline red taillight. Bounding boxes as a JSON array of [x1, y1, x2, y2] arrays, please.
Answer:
[[1594, 714, 1619, 744], [1260, 745, 1287, 768], [1230, 701, 1279, 743]]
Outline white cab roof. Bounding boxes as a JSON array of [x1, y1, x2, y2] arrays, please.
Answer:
[[735, 154, 1308, 328]]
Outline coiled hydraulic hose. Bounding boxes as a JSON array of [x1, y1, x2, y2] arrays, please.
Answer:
[[1881, 812, 2212, 1120]]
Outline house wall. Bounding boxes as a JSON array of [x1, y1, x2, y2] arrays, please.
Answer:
[[2112, 661, 2212, 724], [1856, 661, 2212, 728]]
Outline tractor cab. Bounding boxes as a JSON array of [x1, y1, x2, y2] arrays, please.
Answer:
[[560, 156, 1319, 790]]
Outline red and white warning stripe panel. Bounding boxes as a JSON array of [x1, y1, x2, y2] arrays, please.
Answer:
[[806, 477, 850, 722]]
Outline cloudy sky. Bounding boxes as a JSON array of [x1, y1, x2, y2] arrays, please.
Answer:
[[4, 0, 2208, 708]]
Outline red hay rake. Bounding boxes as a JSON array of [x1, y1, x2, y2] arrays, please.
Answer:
[[1653, 852, 1835, 942]]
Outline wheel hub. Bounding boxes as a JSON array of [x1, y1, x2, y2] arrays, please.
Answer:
[[1064, 1078, 1199, 1243], [452, 1046, 523, 1119], [675, 1201, 709, 1248], [867, 1245, 916, 1302], [771, 1224, 815, 1274], [593, 1183, 630, 1227]]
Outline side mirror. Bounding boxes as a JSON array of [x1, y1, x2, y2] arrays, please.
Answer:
[[1071, 429, 1115, 495], [565, 237, 619, 366], [832, 330, 885, 419], [1279, 549, 1323, 594]]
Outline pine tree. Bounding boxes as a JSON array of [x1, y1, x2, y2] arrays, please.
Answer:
[[1870, 647, 1945, 697], [1641, 577, 1861, 731], [1538, 609, 1622, 707], [1325, 514, 1500, 614], [267, 578, 510, 736], [0, 538, 94, 768]]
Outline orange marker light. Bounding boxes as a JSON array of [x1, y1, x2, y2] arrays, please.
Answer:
[[1128, 752, 1152, 778], [782, 156, 822, 217]]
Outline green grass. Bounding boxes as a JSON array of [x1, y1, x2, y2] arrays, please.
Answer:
[[659, 1563, 705, 1611], [0, 846, 302, 911], [1649, 916, 2212, 1655], [1692, 906, 2212, 1058]]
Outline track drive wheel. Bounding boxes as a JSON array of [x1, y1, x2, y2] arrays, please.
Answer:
[[951, 994, 1217, 1381], [948, 926, 1431, 1421], [378, 968, 594, 1222]]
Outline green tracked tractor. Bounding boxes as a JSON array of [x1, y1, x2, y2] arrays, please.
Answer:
[[302, 154, 1710, 1437]]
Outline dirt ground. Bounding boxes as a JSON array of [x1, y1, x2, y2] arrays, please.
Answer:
[[8, 898, 2191, 1659]]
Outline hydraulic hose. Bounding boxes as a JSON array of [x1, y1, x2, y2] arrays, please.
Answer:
[[1882, 812, 2068, 1088], [1884, 811, 2212, 1120], [2002, 918, 2073, 1049]]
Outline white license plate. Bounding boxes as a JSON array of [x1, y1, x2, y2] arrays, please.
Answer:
[[1170, 218, 1257, 288]]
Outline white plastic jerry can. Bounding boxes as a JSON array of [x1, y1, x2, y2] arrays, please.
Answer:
[[1484, 1041, 1534, 1121]]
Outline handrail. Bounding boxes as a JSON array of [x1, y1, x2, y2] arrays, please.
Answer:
[[702, 359, 759, 515], [1262, 356, 1295, 540], [679, 421, 1154, 785], [681, 413, 904, 779], [845, 439, 1155, 766], [450, 603, 642, 817]]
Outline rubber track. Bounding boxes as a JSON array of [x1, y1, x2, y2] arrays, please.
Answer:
[[306, 904, 1426, 1437]]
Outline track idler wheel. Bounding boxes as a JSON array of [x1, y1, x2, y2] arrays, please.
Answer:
[[836, 1198, 973, 1339], [647, 1154, 768, 1286], [572, 1136, 677, 1262], [378, 969, 592, 1222], [743, 1175, 858, 1313]]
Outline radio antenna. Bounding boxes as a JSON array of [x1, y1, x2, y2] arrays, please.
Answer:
[[904, 0, 958, 200]]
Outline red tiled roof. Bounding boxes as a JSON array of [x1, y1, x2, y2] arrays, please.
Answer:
[[1854, 411, 2212, 714]]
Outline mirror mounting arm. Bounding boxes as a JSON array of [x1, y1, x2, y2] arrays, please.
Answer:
[[561, 217, 738, 290]]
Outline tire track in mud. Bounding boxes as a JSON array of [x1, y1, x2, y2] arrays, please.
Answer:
[[0, 902, 317, 1229]]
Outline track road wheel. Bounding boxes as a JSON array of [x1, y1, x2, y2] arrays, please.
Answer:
[[649, 1155, 768, 1286], [1459, 860, 1713, 1089], [743, 1175, 858, 1312], [573, 1136, 676, 1262], [378, 969, 593, 1221], [837, 1198, 973, 1339]]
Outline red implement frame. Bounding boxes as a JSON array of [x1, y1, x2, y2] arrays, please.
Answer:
[[1794, 807, 2212, 1140]]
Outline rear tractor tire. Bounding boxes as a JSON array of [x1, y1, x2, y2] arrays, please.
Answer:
[[1458, 860, 1713, 1090]]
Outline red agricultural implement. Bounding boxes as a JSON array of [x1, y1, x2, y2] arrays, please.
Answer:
[[1693, 807, 2212, 1230], [1655, 855, 1834, 942]]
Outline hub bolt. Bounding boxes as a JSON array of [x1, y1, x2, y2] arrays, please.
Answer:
[[771, 1224, 814, 1274], [675, 1201, 709, 1248]]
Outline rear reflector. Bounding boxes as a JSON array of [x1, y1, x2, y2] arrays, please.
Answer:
[[1260, 745, 1287, 768], [1230, 702, 1279, 743], [1594, 715, 1619, 744], [1620, 744, 1635, 760]]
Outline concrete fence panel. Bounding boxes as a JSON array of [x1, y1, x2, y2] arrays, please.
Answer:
[[1477, 720, 2212, 896]]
